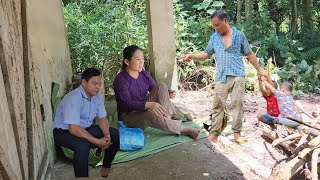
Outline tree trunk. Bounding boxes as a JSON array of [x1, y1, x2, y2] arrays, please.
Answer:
[[245, 0, 253, 21], [237, 0, 242, 23], [290, 0, 298, 38], [302, 0, 314, 44], [253, 0, 259, 13]]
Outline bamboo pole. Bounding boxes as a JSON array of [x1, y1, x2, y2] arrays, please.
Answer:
[[286, 117, 320, 131]]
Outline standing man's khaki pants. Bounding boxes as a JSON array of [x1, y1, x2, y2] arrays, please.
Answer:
[[123, 82, 182, 135], [210, 76, 245, 136]]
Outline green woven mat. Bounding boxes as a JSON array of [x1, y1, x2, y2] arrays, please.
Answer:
[[52, 82, 208, 167], [62, 121, 207, 167]]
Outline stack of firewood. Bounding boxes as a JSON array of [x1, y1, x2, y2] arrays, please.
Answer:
[[262, 105, 320, 179]]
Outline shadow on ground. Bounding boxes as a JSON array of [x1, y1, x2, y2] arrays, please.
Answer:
[[51, 139, 245, 180]]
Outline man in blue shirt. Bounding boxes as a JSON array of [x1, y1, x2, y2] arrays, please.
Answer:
[[183, 10, 265, 144], [53, 68, 119, 177]]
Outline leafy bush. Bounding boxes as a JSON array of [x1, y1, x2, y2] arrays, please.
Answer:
[[64, 0, 148, 88], [64, 0, 320, 93], [174, 0, 222, 90], [277, 58, 320, 93]]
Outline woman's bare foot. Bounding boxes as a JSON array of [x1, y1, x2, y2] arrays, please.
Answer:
[[207, 134, 218, 143], [100, 167, 110, 177], [181, 127, 202, 140]]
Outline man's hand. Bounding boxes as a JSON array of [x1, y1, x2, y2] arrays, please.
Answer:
[[169, 90, 176, 99], [95, 137, 110, 148], [146, 102, 166, 116], [257, 68, 267, 79], [104, 133, 111, 144], [182, 54, 193, 62], [261, 76, 267, 82]]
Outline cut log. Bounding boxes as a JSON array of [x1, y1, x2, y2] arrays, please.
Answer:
[[309, 135, 320, 149], [262, 127, 295, 152], [295, 117, 320, 152], [301, 126, 320, 137], [272, 133, 302, 147], [311, 148, 320, 180], [296, 134, 309, 152], [270, 147, 312, 179], [304, 167, 312, 180]]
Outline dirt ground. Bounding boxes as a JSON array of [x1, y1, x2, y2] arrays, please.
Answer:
[[177, 90, 320, 179], [51, 90, 320, 180]]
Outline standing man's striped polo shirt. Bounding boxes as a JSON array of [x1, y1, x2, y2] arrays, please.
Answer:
[[205, 27, 252, 83]]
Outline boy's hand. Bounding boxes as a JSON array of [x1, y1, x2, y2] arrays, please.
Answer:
[[259, 69, 268, 77]]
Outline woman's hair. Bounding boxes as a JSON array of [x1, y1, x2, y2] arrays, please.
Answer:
[[122, 45, 142, 70]]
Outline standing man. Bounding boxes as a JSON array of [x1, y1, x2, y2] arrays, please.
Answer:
[[53, 68, 119, 177], [183, 10, 265, 144]]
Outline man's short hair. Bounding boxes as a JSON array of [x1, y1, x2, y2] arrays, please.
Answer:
[[81, 68, 101, 82], [211, 10, 228, 20], [281, 82, 293, 92], [272, 80, 278, 89]]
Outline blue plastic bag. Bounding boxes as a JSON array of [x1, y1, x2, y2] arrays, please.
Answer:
[[118, 121, 146, 151]]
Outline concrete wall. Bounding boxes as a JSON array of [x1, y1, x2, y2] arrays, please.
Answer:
[[0, 0, 28, 179], [0, 0, 72, 179], [146, 0, 178, 90], [25, 0, 72, 178]]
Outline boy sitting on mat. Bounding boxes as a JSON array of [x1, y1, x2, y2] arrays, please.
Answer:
[[259, 74, 302, 130]]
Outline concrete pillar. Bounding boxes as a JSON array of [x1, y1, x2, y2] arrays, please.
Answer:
[[146, 0, 178, 90]]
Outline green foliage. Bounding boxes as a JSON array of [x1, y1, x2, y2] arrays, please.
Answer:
[[174, 0, 223, 89], [64, 0, 148, 88], [64, 0, 320, 93], [277, 58, 320, 93], [192, 0, 224, 16], [301, 46, 320, 61], [236, 11, 303, 66]]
